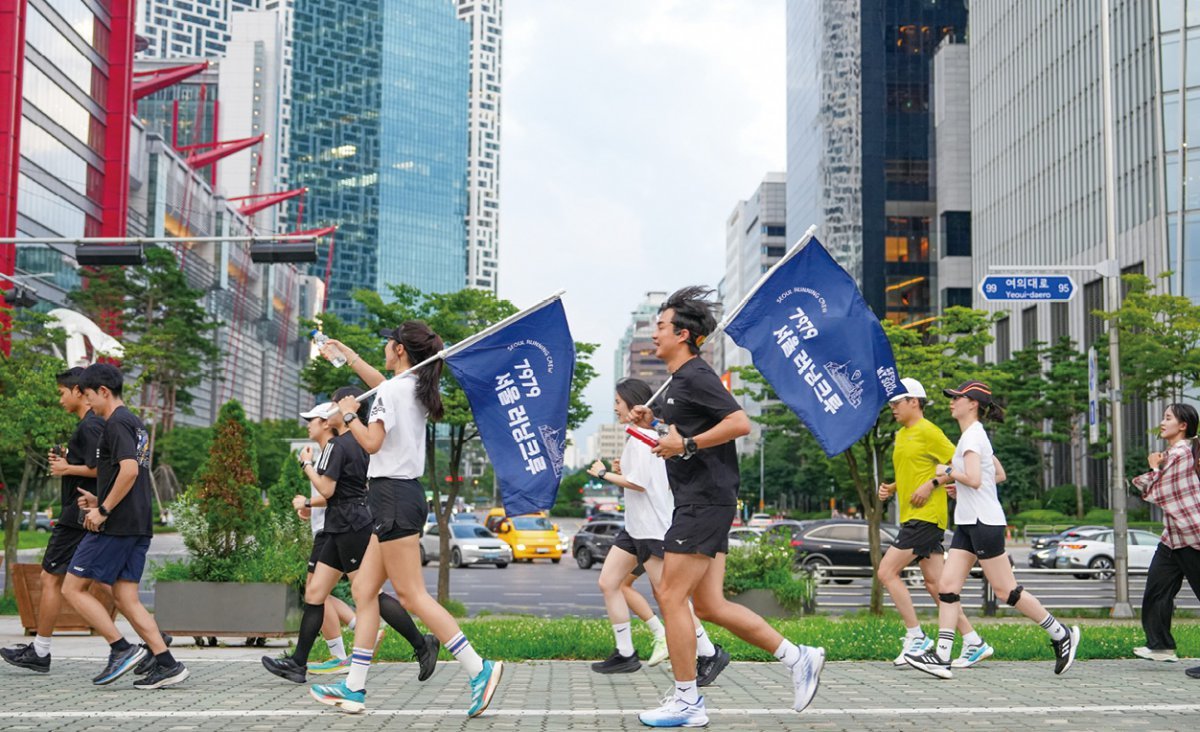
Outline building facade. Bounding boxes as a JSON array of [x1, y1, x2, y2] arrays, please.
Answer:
[[137, 0, 260, 58], [458, 0, 502, 292], [614, 290, 670, 392]]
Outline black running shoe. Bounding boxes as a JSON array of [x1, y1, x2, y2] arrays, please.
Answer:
[[697, 644, 730, 687], [133, 645, 157, 676], [590, 648, 640, 674], [134, 661, 190, 690], [416, 633, 438, 682], [1052, 625, 1080, 675], [1186, 665, 1200, 679], [1, 644, 50, 673], [94, 645, 147, 685], [261, 654, 307, 683], [903, 650, 952, 679]]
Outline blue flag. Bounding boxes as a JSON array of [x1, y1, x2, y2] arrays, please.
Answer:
[[724, 236, 903, 456], [444, 299, 576, 516]]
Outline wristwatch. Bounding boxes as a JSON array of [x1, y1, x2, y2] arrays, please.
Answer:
[[943, 465, 954, 478], [98, 505, 109, 517], [304, 498, 312, 508], [597, 469, 608, 481], [343, 412, 358, 425], [683, 437, 698, 459]]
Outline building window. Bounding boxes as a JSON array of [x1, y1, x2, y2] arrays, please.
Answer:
[[995, 316, 1011, 361], [1050, 302, 1069, 345], [942, 211, 970, 256], [760, 224, 786, 237], [884, 216, 931, 262], [943, 287, 972, 309], [1021, 306, 1038, 350]]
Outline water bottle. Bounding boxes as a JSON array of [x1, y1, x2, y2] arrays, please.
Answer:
[[650, 418, 670, 438], [310, 329, 347, 367]]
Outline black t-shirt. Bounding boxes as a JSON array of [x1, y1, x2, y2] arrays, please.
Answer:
[[317, 431, 373, 533], [658, 357, 743, 507], [58, 411, 104, 529], [96, 406, 153, 537]]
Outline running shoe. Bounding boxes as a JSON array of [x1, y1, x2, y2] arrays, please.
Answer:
[[951, 641, 994, 668], [134, 634, 175, 676], [467, 659, 504, 718], [1133, 646, 1179, 662], [310, 679, 366, 714], [638, 692, 709, 728], [696, 644, 730, 687], [903, 650, 952, 679], [893, 634, 932, 667], [1, 644, 49, 673], [416, 633, 438, 681], [133, 661, 189, 690], [791, 645, 826, 711], [648, 635, 670, 667], [261, 654, 307, 683], [1052, 625, 1080, 675], [591, 649, 641, 674], [1185, 665, 1200, 679], [307, 656, 351, 675], [93, 644, 147, 685]]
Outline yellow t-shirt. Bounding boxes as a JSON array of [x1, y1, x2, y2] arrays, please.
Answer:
[[892, 418, 956, 529]]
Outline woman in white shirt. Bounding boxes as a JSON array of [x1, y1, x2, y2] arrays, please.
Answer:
[[905, 381, 1080, 680], [587, 378, 728, 686], [308, 323, 502, 718]]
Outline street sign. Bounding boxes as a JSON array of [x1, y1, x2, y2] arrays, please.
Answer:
[[1088, 346, 1099, 444], [979, 275, 1076, 302]]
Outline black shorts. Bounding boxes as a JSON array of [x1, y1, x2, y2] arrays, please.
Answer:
[[317, 527, 374, 573], [634, 537, 665, 565], [892, 519, 945, 560], [67, 533, 151, 585], [950, 522, 1007, 560], [308, 532, 329, 574], [664, 504, 737, 558], [42, 524, 88, 575], [368, 478, 426, 542], [609, 529, 644, 576]]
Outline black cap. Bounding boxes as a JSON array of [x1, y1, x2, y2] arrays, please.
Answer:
[[378, 327, 400, 341], [943, 380, 993, 405]]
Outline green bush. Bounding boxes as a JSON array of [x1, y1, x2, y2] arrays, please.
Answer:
[[549, 505, 586, 518], [1084, 508, 1114, 523], [1011, 509, 1070, 527], [1043, 485, 1093, 516], [1021, 499, 1043, 511], [724, 538, 814, 613]]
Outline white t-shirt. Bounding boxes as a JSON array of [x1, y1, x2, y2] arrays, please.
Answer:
[[619, 428, 675, 540], [366, 374, 428, 479], [951, 421, 1006, 526], [310, 441, 332, 536]]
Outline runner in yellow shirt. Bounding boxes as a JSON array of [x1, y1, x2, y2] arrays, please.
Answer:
[[877, 378, 993, 669]]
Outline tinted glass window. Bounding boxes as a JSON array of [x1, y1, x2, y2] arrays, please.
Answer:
[[512, 516, 554, 531], [805, 526, 835, 540], [590, 524, 609, 537], [829, 525, 867, 542], [452, 524, 494, 539]]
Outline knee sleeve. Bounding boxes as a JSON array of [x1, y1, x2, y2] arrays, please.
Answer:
[[1006, 585, 1024, 607], [937, 592, 961, 604]]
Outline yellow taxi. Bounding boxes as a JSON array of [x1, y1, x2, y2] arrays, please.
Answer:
[[484, 508, 563, 563]]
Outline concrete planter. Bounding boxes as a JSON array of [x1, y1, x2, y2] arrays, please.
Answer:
[[153, 581, 302, 639], [727, 588, 810, 617], [11, 563, 117, 634]]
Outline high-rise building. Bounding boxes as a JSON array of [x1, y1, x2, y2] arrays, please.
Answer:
[[138, 0, 261, 58], [458, 0, 502, 292], [786, 0, 968, 326], [614, 291, 670, 392], [930, 38, 973, 312]]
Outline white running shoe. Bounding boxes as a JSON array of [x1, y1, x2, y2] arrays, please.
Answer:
[[648, 634, 670, 667], [951, 641, 994, 668], [893, 634, 932, 667], [791, 645, 825, 712], [1133, 646, 1179, 662], [638, 692, 708, 728]]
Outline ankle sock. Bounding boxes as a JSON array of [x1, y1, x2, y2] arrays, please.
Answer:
[[446, 632, 485, 677], [612, 622, 634, 657], [695, 626, 716, 657], [345, 646, 373, 692], [773, 639, 801, 669], [32, 635, 51, 658]]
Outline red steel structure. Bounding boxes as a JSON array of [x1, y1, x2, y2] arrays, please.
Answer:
[[0, 0, 28, 354]]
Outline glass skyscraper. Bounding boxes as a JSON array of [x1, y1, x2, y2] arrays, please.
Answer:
[[291, 0, 469, 319]]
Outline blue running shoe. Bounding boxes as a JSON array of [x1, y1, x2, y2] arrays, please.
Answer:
[[309, 679, 366, 714], [638, 693, 709, 728], [467, 659, 504, 718], [951, 641, 994, 668]]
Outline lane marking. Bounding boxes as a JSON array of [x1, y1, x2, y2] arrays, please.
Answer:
[[2, 704, 1199, 720]]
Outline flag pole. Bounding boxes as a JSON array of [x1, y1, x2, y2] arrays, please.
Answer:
[[345, 290, 566, 406], [643, 226, 817, 407]]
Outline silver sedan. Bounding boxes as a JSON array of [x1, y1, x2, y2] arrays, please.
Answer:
[[420, 522, 513, 568]]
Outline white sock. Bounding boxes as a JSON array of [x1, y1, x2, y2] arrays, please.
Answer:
[[1039, 613, 1067, 641], [962, 631, 982, 647], [905, 625, 925, 640], [935, 630, 955, 662], [673, 678, 699, 704], [695, 625, 716, 658], [348, 616, 357, 631], [645, 616, 665, 639], [32, 635, 51, 658], [325, 636, 347, 660], [613, 622, 635, 657], [773, 639, 802, 669], [345, 646, 373, 692], [446, 632, 485, 678]]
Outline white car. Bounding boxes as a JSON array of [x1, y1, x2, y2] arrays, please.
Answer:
[[1055, 528, 1161, 579], [728, 527, 764, 548], [747, 513, 773, 528], [420, 522, 512, 568]]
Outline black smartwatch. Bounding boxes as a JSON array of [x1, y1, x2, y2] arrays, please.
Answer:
[[304, 498, 312, 508], [98, 505, 109, 517], [597, 469, 608, 481], [343, 412, 358, 425], [683, 437, 698, 459]]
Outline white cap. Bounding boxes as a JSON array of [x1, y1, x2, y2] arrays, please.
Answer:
[[888, 377, 928, 403], [300, 402, 337, 420]]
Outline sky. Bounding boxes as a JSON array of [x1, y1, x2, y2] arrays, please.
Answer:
[[498, 0, 787, 458]]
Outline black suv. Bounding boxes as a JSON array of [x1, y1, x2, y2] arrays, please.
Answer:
[[784, 519, 898, 583], [572, 520, 624, 569]]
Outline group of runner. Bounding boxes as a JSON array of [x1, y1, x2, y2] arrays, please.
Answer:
[[10, 284, 1200, 726]]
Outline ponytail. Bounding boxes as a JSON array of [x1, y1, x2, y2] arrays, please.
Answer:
[[396, 321, 445, 422]]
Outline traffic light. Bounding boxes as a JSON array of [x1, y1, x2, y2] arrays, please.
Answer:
[[249, 242, 317, 263], [74, 244, 146, 266]]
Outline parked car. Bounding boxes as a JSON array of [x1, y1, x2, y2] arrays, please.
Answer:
[[451, 512, 482, 524], [1028, 526, 1108, 568], [18, 511, 54, 532], [787, 519, 898, 583], [747, 513, 773, 528], [419, 522, 512, 568], [728, 527, 764, 548], [761, 520, 812, 543], [587, 511, 624, 523], [572, 520, 624, 569], [484, 509, 563, 563], [1056, 528, 1161, 579]]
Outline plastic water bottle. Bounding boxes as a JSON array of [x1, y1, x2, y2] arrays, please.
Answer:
[[310, 330, 347, 367], [650, 418, 670, 438]]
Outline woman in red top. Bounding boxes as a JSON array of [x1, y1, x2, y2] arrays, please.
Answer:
[[1131, 403, 1200, 680]]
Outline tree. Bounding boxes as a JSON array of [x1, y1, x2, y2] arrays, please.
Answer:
[[301, 285, 598, 602], [184, 400, 261, 561], [1103, 273, 1200, 403], [0, 313, 74, 595]]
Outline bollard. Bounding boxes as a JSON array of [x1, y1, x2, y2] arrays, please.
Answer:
[[981, 575, 998, 617]]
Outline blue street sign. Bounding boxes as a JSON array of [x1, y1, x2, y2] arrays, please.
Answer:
[[979, 274, 1076, 302]]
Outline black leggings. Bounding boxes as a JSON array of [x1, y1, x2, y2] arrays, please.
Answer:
[[291, 592, 425, 664]]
